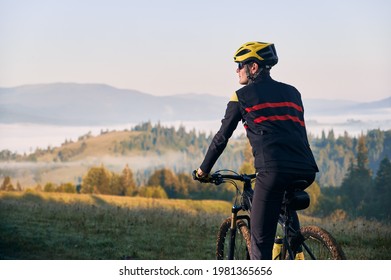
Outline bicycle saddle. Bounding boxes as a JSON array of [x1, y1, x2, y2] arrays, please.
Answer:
[[285, 180, 310, 211], [285, 190, 310, 210]]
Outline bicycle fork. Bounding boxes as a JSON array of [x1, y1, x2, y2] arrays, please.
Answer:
[[228, 205, 250, 260], [228, 206, 240, 260]]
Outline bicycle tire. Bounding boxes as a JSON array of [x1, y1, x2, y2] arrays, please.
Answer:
[[296, 225, 346, 260], [216, 217, 251, 260]]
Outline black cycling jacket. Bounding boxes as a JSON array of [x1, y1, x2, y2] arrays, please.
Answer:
[[200, 74, 319, 174]]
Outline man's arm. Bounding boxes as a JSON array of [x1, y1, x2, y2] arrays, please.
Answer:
[[199, 93, 242, 174]]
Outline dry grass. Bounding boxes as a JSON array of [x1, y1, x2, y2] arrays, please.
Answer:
[[297, 213, 391, 260], [38, 130, 139, 161]]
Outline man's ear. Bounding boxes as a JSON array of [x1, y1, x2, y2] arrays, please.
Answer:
[[250, 62, 259, 74]]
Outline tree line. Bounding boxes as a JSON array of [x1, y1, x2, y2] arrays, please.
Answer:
[[1, 164, 235, 201], [238, 132, 391, 221], [1, 122, 390, 221], [2, 132, 390, 221], [310, 129, 391, 187], [1, 122, 390, 189], [316, 135, 391, 221]]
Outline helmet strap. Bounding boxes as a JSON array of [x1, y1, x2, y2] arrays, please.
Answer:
[[245, 65, 263, 84]]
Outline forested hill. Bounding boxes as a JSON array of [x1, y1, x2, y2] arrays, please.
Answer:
[[309, 129, 391, 187], [1, 122, 391, 189]]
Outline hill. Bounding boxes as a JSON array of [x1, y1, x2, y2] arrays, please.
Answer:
[[0, 123, 246, 187], [0, 83, 226, 125], [2, 120, 391, 192], [304, 97, 391, 116], [0, 83, 390, 125]]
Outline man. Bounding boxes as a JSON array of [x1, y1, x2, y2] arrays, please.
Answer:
[[196, 41, 319, 259]]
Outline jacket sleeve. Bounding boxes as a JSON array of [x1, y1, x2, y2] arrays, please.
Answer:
[[200, 93, 242, 173]]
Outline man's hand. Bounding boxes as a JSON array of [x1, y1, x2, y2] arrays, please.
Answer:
[[192, 168, 210, 182], [196, 168, 207, 178]]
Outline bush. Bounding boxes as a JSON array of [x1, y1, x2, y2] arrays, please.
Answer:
[[137, 185, 168, 199]]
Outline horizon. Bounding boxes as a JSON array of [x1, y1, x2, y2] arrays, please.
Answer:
[[1, 81, 390, 103], [1, 116, 391, 155]]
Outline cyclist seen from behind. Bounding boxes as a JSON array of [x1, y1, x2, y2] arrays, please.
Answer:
[[195, 41, 319, 260]]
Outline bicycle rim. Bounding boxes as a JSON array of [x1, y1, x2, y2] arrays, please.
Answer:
[[216, 218, 251, 260]]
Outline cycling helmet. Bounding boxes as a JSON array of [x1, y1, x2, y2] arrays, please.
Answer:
[[234, 41, 278, 67]]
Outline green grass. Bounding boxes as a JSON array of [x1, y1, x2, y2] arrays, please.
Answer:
[[1, 191, 390, 260], [0, 191, 230, 259], [318, 217, 391, 260]]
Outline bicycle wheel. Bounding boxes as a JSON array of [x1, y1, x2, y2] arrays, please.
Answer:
[[216, 217, 251, 260], [298, 225, 346, 260]]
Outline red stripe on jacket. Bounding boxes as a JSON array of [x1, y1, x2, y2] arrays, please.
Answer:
[[245, 102, 303, 113], [253, 115, 305, 126]]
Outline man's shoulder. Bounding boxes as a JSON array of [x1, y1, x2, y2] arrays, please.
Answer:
[[234, 89, 244, 102], [235, 83, 254, 96], [273, 80, 299, 92], [230, 92, 239, 102]]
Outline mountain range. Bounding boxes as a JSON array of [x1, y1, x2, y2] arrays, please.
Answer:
[[0, 83, 390, 126]]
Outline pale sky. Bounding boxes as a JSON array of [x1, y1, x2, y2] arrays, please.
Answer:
[[0, 0, 390, 102]]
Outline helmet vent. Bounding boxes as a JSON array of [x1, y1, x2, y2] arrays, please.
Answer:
[[236, 49, 250, 57]]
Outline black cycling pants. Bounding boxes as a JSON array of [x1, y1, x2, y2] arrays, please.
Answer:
[[250, 171, 316, 260]]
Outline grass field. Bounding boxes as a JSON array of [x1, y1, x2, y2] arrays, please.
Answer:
[[1, 191, 390, 260]]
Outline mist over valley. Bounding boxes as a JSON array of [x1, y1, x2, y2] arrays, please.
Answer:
[[1, 83, 390, 189]]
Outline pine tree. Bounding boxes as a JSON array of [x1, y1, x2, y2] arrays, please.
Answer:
[[357, 134, 370, 172], [371, 157, 391, 220], [340, 135, 373, 217], [120, 164, 136, 196], [1, 176, 14, 191], [147, 168, 183, 198]]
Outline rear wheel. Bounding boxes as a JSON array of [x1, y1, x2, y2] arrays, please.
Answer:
[[298, 225, 346, 260], [216, 217, 251, 260]]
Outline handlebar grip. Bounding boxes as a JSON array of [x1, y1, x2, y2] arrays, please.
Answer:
[[192, 170, 207, 182], [192, 170, 215, 183], [192, 170, 200, 181]]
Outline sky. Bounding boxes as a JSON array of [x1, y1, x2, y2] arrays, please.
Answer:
[[0, 0, 390, 102]]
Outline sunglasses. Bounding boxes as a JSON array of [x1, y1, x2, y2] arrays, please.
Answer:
[[237, 62, 247, 70]]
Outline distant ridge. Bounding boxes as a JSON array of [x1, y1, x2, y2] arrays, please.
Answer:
[[304, 97, 391, 116], [0, 83, 226, 125], [0, 83, 389, 125]]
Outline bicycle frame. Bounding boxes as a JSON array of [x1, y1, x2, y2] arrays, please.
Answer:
[[195, 170, 345, 260], [279, 206, 300, 260], [279, 208, 319, 260], [278, 189, 318, 260], [218, 172, 311, 260]]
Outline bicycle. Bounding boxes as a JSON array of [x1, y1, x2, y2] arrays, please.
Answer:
[[193, 169, 346, 260]]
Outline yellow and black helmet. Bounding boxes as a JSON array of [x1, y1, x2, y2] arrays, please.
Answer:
[[234, 41, 278, 67]]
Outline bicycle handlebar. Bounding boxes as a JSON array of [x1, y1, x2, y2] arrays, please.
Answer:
[[192, 170, 256, 185]]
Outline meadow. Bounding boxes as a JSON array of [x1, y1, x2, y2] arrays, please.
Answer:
[[0, 191, 390, 260]]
